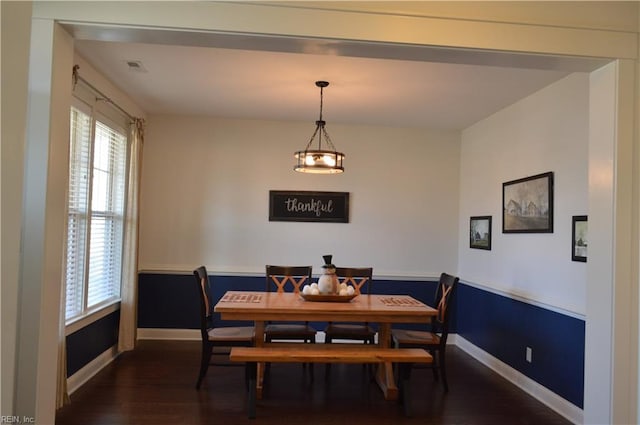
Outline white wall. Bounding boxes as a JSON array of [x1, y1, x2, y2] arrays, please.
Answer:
[[15, 20, 74, 422], [139, 116, 460, 278], [584, 60, 617, 425], [1, 0, 32, 416], [458, 73, 589, 316], [585, 59, 638, 425]]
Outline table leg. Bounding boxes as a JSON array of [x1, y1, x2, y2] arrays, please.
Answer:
[[375, 323, 398, 400], [254, 321, 265, 400], [398, 363, 413, 417], [247, 362, 257, 419]]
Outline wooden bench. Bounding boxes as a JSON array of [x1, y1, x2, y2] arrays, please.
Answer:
[[230, 344, 432, 418]]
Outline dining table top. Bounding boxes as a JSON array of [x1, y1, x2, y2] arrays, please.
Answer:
[[214, 290, 437, 323]]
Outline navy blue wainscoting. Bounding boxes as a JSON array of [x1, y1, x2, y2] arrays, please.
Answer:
[[456, 282, 585, 408], [66, 310, 120, 377], [137, 273, 441, 331], [138, 273, 265, 329]]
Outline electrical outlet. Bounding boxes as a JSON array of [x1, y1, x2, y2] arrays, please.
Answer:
[[526, 346, 532, 363]]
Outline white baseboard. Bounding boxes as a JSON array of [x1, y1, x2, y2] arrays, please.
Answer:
[[453, 335, 583, 424], [67, 345, 120, 395], [137, 328, 200, 340]]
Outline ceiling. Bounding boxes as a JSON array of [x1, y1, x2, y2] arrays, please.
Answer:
[[73, 34, 581, 130]]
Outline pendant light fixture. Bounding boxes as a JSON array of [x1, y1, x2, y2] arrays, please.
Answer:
[[294, 81, 345, 174]]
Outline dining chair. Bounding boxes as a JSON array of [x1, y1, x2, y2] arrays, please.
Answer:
[[264, 265, 316, 343], [194, 266, 255, 389], [391, 272, 459, 392], [323, 267, 375, 344]]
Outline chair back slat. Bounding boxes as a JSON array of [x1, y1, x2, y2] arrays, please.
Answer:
[[200, 277, 210, 317], [433, 273, 459, 331], [266, 265, 313, 293], [194, 266, 213, 337], [436, 285, 452, 323], [335, 267, 373, 295], [339, 276, 369, 295]]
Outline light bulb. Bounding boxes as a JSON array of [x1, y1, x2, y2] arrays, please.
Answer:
[[305, 155, 315, 166], [323, 154, 336, 166]]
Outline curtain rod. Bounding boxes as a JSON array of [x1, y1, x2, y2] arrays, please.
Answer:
[[72, 65, 139, 122]]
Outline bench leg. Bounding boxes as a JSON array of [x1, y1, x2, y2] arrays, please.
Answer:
[[246, 362, 257, 419], [397, 363, 413, 417]]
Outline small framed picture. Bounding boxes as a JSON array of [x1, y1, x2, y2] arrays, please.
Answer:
[[470, 216, 492, 250], [572, 215, 587, 262]]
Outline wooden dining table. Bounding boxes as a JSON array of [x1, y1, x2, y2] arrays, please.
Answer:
[[214, 290, 437, 400]]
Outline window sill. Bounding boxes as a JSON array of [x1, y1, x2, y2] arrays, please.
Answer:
[[65, 300, 121, 336]]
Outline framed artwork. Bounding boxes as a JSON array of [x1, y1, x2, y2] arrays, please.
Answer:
[[572, 215, 587, 262], [470, 216, 492, 250], [502, 172, 554, 233]]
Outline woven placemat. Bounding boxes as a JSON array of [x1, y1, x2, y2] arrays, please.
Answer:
[[379, 296, 424, 307], [220, 293, 263, 303]]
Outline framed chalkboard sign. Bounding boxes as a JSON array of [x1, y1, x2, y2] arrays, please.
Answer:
[[269, 191, 349, 223]]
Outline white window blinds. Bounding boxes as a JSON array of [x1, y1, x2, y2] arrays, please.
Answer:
[[65, 106, 128, 321]]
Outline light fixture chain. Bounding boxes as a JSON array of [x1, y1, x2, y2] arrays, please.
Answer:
[[303, 124, 321, 151], [321, 126, 337, 151], [315, 84, 337, 151]]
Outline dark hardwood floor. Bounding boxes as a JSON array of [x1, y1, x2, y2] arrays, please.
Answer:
[[56, 340, 572, 425]]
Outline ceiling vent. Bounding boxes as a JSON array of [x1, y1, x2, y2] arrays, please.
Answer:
[[125, 60, 147, 73]]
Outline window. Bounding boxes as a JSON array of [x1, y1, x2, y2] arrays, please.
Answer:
[[65, 105, 128, 321]]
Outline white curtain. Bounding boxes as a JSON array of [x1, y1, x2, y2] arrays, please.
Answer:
[[118, 118, 144, 351]]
